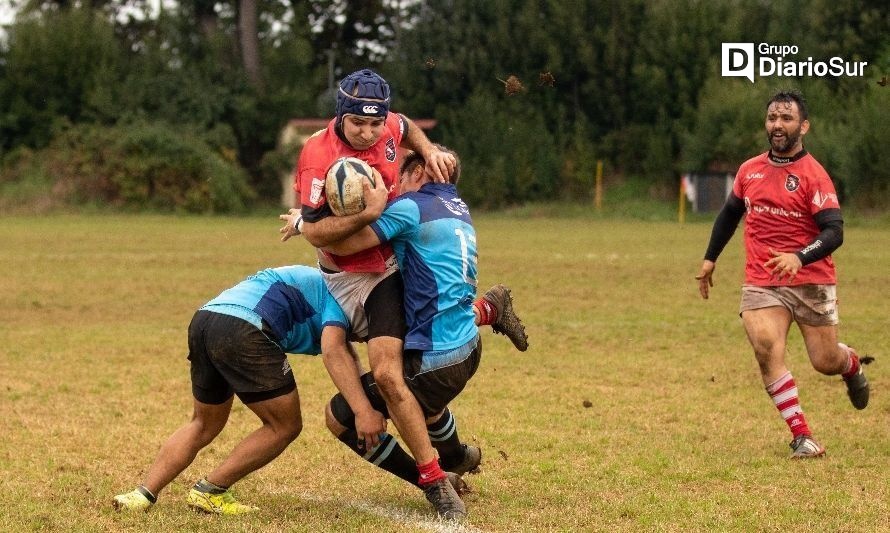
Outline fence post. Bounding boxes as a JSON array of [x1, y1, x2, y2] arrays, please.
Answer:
[[594, 160, 603, 211], [678, 176, 686, 224]]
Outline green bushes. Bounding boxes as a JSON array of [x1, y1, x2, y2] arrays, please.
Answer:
[[807, 86, 890, 208], [0, 8, 253, 213], [681, 78, 768, 173], [0, 122, 254, 213], [1, 2, 888, 212], [0, 8, 121, 152], [439, 90, 562, 209]]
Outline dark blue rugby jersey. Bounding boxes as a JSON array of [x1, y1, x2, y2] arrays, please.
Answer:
[[370, 183, 478, 351]]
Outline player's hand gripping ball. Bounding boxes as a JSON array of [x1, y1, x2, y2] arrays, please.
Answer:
[[325, 157, 377, 216]]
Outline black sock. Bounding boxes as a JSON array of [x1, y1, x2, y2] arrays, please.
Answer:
[[193, 478, 227, 494], [136, 485, 157, 503], [427, 408, 464, 470], [338, 429, 420, 487]]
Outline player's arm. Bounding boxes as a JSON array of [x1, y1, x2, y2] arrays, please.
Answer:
[[322, 226, 382, 256], [323, 197, 417, 256], [399, 116, 455, 183], [321, 326, 387, 449], [697, 193, 745, 299], [301, 211, 376, 248], [704, 193, 745, 262], [301, 178, 388, 248], [764, 208, 844, 282], [796, 209, 843, 265]]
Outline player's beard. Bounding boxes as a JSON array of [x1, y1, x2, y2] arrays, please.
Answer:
[[767, 125, 802, 155]]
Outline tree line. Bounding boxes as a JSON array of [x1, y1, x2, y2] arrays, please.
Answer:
[[1, 0, 887, 213]]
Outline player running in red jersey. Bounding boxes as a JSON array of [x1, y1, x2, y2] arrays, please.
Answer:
[[696, 90, 870, 459]]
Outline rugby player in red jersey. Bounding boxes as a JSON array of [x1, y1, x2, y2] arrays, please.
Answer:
[[696, 90, 870, 459], [279, 68, 468, 519]]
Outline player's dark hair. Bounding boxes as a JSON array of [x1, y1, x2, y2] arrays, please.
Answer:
[[399, 151, 423, 176], [400, 144, 461, 185], [768, 89, 808, 120]]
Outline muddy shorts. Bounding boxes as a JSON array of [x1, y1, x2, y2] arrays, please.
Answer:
[[740, 284, 838, 326], [187, 310, 296, 404]]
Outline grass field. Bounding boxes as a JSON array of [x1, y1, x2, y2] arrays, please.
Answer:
[[1, 212, 887, 532]]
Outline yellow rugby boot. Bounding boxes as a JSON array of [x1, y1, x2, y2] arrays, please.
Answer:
[[112, 488, 153, 512], [187, 485, 258, 515]]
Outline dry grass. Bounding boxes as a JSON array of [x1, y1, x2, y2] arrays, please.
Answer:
[[1, 213, 888, 532]]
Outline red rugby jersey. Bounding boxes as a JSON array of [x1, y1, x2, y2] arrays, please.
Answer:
[[733, 151, 840, 286], [296, 113, 405, 272]]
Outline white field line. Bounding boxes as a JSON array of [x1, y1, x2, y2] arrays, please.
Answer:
[[295, 491, 485, 533]]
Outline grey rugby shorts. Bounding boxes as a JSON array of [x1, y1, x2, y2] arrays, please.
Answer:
[[739, 284, 839, 326], [321, 255, 402, 340]]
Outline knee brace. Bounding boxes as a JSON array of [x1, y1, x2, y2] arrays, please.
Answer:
[[329, 392, 356, 430]]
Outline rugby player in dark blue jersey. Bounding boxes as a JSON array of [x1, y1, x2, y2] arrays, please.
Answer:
[[321, 146, 526, 518]]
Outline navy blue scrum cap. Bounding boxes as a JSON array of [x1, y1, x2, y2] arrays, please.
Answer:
[[336, 69, 391, 124]]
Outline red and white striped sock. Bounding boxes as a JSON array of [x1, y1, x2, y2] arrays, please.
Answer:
[[416, 457, 447, 486], [473, 299, 497, 326], [839, 343, 860, 378], [766, 371, 811, 438]]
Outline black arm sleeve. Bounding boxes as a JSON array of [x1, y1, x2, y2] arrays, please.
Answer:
[[795, 208, 843, 265], [704, 193, 746, 262], [301, 202, 333, 223]]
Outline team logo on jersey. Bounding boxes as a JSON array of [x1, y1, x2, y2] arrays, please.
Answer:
[[310, 177, 325, 205], [385, 138, 396, 162], [785, 174, 800, 192], [442, 196, 470, 216], [812, 190, 838, 208]]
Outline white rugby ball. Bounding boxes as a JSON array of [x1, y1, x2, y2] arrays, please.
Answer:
[[325, 157, 376, 216]]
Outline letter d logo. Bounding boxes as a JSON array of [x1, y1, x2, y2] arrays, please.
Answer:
[[722, 43, 754, 83]]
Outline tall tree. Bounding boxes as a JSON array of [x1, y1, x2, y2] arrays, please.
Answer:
[[237, 0, 264, 93]]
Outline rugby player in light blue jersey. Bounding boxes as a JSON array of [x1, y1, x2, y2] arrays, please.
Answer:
[[112, 265, 383, 515], [321, 146, 527, 505]]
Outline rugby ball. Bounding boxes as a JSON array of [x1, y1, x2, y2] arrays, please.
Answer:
[[325, 157, 376, 216]]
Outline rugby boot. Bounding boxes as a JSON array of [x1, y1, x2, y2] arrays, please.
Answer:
[[789, 434, 826, 459], [445, 444, 482, 476], [112, 489, 153, 512], [423, 476, 466, 521], [839, 343, 869, 410], [446, 471, 472, 497], [187, 483, 258, 515], [483, 284, 529, 351]]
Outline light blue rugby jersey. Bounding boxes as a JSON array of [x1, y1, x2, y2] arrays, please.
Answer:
[[370, 183, 479, 351], [200, 265, 348, 355]]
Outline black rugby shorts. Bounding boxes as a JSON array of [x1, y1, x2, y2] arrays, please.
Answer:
[[187, 310, 296, 404]]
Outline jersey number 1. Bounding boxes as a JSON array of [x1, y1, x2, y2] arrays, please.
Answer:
[[454, 228, 477, 286]]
